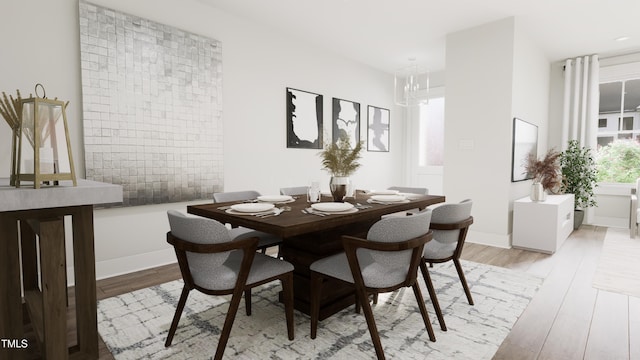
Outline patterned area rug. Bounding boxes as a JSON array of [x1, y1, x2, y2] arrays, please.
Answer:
[[593, 227, 640, 298], [98, 260, 542, 359]]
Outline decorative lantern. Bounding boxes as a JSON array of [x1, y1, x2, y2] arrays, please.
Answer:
[[15, 84, 77, 188]]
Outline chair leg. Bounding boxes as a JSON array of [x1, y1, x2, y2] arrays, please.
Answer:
[[355, 284, 385, 360], [453, 258, 474, 305], [214, 286, 245, 360], [419, 260, 446, 331], [412, 282, 436, 342], [310, 272, 322, 339], [245, 289, 252, 316], [281, 273, 295, 340], [165, 285, 190, 347]]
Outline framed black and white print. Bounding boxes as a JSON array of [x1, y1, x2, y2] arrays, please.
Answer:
[[286, 88, 323, 149], [511, 117, 538, 182], [332, 97, 360, 147], [367, 105, 390, 152]]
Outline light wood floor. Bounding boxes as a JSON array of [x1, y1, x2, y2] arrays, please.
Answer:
[[25, 225, 640, 359]]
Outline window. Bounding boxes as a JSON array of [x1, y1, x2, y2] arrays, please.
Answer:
[[597, 78, 640, 183], [418, 97, 444, 166]]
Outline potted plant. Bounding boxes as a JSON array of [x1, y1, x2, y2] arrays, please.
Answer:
[[560, 140, 598, 229], [319, 135, 363, 202], [525, 148, 562, 201]]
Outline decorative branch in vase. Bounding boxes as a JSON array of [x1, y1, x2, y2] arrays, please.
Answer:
[[525, 148, 562, 201], [318, 135, 363, 202]]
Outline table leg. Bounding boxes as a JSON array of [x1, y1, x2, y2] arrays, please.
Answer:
[[71, 206, 98, 359], [38, 217, 68, 359], [20, 220, 38, 292], [0, 214, 24, 360]]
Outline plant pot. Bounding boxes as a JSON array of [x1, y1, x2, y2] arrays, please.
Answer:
[[574, 209, 584, 230], [530, 182, 546, 202], [329, 176, 350, 202]]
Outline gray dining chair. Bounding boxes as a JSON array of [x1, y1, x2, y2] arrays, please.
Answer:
[[213, 190, 283, 256], [388, 186, 428, 195], [279, 186, 309, 196], [309, 209, 436, 360], [165, 210, 294, 360], [419, 199, 474, 331]]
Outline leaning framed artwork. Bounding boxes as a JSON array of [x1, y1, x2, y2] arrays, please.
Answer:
[[286, 88, 323, 149], [367, 105, 390, 152], [332, 97, 360, 146], [511, 117, 538, 182]]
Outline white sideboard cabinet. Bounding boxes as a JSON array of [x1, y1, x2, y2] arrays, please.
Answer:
[[513, 194, 574, 254]]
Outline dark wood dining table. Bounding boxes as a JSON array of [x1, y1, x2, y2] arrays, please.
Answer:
[[188, 192, 445, 320]]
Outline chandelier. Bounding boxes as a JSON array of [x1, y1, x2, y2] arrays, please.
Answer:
[[394, 61, 429, 107]]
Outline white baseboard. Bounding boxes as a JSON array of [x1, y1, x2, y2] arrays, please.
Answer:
[[66, 248, 177, 286], [466, 230, 511, 249]]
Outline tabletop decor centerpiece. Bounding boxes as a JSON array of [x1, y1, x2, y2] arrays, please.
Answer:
[[13, 84, 77, 188], [319, 135, 363, 202], [525, 148, 562, 201]]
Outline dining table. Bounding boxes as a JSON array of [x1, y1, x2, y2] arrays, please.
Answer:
[[187, 191, 445, 320]]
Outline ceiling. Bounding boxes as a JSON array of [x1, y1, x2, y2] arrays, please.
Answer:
[[199, 0, 640, 74]]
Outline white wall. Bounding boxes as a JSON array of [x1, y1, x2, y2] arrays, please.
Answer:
[[445, 17, 550, 248], [1, 0, 403, 280], [510, 21, 551, 229]]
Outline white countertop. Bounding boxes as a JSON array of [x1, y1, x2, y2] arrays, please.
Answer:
[[0, 178, 123, 212]]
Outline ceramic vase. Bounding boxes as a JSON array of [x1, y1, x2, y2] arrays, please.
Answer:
[[530, 182, 546, 202], [330, 176, 350, 202]]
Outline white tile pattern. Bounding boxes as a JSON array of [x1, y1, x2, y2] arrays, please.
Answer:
[[79, 2, 223, 206]]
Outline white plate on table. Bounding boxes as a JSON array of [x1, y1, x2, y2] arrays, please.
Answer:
[[230, 203, 275, 213], [226, 208, 276, 216], [367, 190, 400, 195], [398, 192, 424, 200], [257, 195, 294, 203], [311, 202, 354, 213], [370, 195, 407, 203]]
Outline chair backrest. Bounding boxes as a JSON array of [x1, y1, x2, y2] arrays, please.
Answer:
[[343, 209, 432, 289], [388, 186, 428, 195], [365, 209, 432, 269], [167, 210, 260, 292], [636, 178, 640, 208], [280, 186, 309, 196], [213, 190, 261, 203], [167, 210, 232, 268], [430, 199, 473, 245]]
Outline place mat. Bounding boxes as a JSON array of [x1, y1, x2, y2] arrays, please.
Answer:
[[98, 260, 542, 359], [592, 227, 640, 298]]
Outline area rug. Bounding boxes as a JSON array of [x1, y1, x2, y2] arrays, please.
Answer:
[[98, 260, 542, 359], [593, 227, 640, 298]]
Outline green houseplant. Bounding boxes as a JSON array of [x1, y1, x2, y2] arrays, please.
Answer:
[[596, 139, 640, 183], [319, 135, 363, 202], [560, 140, 598, 229]]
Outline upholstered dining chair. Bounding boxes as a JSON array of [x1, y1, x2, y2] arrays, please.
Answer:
[[213, 190, 283, 255], [419, 199, 474, 331], [309, 210, 436, 360], [388, 186, 428, 195], [280, 186, 309, 196], [630, 178, 640, 238], [165, 210, 294, 360]]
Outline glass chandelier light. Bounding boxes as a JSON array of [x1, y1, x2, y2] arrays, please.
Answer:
[[394, 60, 429, 107]]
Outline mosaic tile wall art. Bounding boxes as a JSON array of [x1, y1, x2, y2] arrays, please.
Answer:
[[79, 2, 223, 206]]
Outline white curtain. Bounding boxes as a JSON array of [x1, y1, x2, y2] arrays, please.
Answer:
[[561, 55, 600, 150]]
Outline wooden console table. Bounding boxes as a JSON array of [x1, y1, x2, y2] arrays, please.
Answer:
[[0, 179, 122, 360]]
